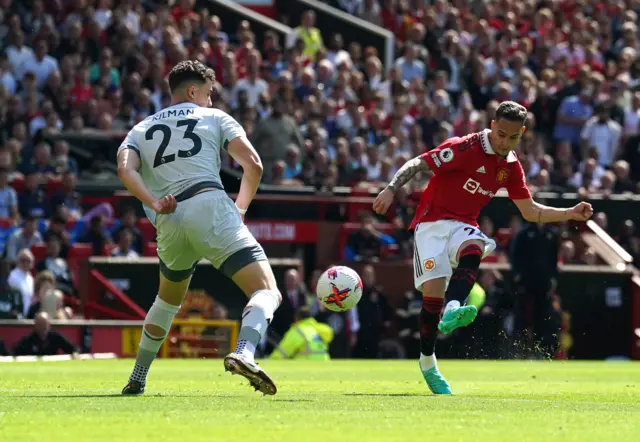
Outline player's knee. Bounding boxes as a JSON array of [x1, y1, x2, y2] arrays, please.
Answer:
[[457, 241, 483, 266], [232, 260, 279, 297]]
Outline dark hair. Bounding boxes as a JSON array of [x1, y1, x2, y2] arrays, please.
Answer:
[[167, 60, 216, 93], [495, 101, 528, 124]]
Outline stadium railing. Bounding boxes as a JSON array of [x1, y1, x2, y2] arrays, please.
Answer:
[[0, 319, 239, 359], [278, 0, 396, 70]]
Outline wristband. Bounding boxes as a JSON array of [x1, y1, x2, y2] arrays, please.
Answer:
[[236, 206, 247, 215]]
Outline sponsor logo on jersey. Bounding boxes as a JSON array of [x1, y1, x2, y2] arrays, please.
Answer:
[[496, 168, 510, 184], [476, 166, 486, 173], [424, 258, 436, 271], [463, 178, 496, 197], [439, 148, 454, 163], [431, 153, 442, 168]]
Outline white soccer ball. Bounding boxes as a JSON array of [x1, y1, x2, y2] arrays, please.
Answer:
[[316, 266, 363, 312]]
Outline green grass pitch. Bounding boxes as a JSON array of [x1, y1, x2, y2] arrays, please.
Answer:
[[1, 359, 639, 441]]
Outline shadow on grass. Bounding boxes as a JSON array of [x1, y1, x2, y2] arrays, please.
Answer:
[[18, 393, 247, 399], [343, 393, 425, 397], [272, 399, 314, 402]]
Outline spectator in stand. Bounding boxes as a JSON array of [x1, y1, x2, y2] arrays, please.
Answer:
[[110, 228, 139, 259], [554, 88, 594, 155], [269, 268, 312, 351], [22, 142, 57, 177], [612, 160, 636, 193], [13, 311, 77, 357], [4, 216, 42, 264], [39, 289, 72, 320], [353, 265, 392, 359], [0, 164, 18, 222], [20, 39, 59, 90], [251, 98, 303, 183], [5, 30, 33, 78], [79, 214, 112, 256], [580, 104, 622, 168], [112, 208, 143, 254], [52, 141, 78, 174], [43, 215, 70, 258], [616, 219, 640, 265], [50, 171, 82, 220], [0, 277, 24, 319], [7, 248, 35, 317], [294, 10, 324, 60], [25, 270, 56, 319], [345, 213, 396, 262], [18, 170, 48, 219], [36, 236, 72, 294]]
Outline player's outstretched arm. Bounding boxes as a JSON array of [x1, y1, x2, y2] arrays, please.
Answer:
[[513, 198, 593, 223], [373, 156, 429, 215], [227, 136, 263, 218], [117, 149, 176, 214]]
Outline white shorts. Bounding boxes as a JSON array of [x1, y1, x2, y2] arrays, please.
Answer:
[[152, 190, 265, 281], [412, 220, 496, 290]]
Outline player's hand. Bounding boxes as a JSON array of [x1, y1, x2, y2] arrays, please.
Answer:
[[373, 188, 394, 215], [568, 202, 593, 221], [151, 194, 177, 214]]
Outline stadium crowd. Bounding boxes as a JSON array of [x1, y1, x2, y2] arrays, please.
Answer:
[[0, 0, 639, 321]]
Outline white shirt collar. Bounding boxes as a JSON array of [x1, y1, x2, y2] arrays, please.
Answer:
[[481, 129, 518, 163]]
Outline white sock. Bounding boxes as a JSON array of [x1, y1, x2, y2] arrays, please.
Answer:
[[419, 353, 437, 371], [235, 289, 281, 359], [130, 296, 180, 384], [445, 300, 460, 313]]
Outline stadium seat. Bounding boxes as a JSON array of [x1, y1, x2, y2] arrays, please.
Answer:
[[68, 243, 94, 286], [138, 218, 156, 243], [103, 244, 116, 257], [46, 178, 63, 195], [30, 243, 47, 270], [144, 242, 158, 257], [10, 176, 24, 194]]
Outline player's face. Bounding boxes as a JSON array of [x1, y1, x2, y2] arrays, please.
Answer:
[[490, 118, 526, 156], [189, 80, 214, 107]]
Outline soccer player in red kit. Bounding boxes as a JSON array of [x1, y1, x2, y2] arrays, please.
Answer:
[[373, 101, 593, 394]]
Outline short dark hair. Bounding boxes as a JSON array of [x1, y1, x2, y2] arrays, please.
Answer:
[[167, 60, 216, 93], [495, 101, 528, 125]]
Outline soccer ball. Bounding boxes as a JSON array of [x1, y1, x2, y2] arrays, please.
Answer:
[[316, 266, 363, 312]]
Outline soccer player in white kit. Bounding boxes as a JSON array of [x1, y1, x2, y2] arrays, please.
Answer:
[[117, 61, 282, 395]]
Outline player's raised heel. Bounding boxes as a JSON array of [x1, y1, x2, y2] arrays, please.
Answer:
[[419, 362, 452, 394], [224, 352, 277, 396], [121, 380, 145, 395], [437, 305, 478, 335]]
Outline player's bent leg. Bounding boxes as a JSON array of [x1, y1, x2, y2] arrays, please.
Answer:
[[122, 262, 195, 395], [438, 239, 484, 335], [418, 277, 452, 395], [218, 248, 282, 395]]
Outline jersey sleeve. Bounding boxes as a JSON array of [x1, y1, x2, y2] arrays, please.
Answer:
[[507, 160, 532, 200], [419, 137, 466, 175], [118, 128, 140, 156], [218, 112, 246, 151]]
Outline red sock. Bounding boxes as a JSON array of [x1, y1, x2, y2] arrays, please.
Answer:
[[420, 297, 444, 356]]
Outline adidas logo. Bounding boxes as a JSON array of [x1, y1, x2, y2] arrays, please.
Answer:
[[476, 166, 486, 174]]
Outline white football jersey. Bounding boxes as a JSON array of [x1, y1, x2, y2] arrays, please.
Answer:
[[118, 102, 245, 217]]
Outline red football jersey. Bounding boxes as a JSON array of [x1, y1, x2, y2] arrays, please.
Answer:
[[409, 130, 531, 229]]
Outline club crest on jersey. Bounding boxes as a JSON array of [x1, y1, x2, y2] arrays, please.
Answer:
[[423, 258, 436, 271], [496, 168, 510, 184], [439, 148, 454, 163]]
